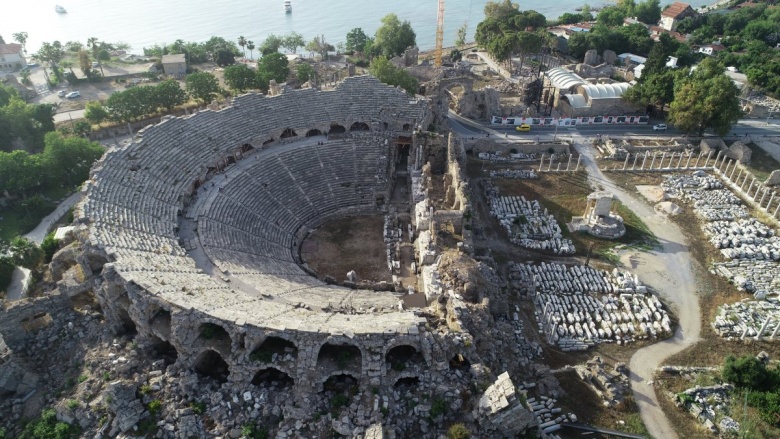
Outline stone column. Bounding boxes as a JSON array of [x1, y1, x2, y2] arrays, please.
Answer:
[[760, 189, 769, 207], [557, 162, 562, 171], [547, 156, 553, 172], [650, 152, 657, 170], [714, 150, 723, 168], [747, 178, 756, 197], [767, 193, 775, 211], [730, 162, 738, 180], [623, 154, 629, 171], [641, 152, 648, 170], [770, 321, 780, 340], [575, 155, 581, 171], [706, 150, 714, 168], [774, 201, 780, 218], [735, 168, 743, 186], [723, 160, 732, 177], [685, 152, 692, 169], [741, 175, 750, 191], [566, 154, 572, 171], [756, 318, 771, 340], [694, 152, 702, 168], [632, 153, 639, 171], [539, 154, 545, 172], [659, 152, 666, 170]]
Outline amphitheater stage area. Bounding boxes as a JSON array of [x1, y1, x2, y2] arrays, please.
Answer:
[[301, 214, 392, 283]]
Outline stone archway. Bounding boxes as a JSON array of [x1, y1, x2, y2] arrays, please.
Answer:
[[305, 129, 323, 137], [250, 336, 298, 363], [386, 344, 425, 372], [329, 124, 346, 135], [194, 349, 230, 383], [251, 367, 294, 389], [280, 128, 298, 138], [317, 342, 362, 372], [148, 335, 178, 366], [350, 122, 370, 132]]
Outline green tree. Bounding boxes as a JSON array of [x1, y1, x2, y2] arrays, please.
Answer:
[[484, 0, 520, 21], [213, 48, 236, 66], [597, 6, 627, 27], [346, 28, 369, 53], [185, 71, 220, 104], [224, 64, 259, 92], [87, 37, 104, 77], [0, 256, 14, 293], [17, 408, 80, 439], [238, 36, 247, 57], [246, 40, 256, 60], [455, 22, 468, 48], [296, 63, 315, 83], [722, 354, 778, 390], [9, 237, 44, 270], [36, 41, 66, 78], [78, 50, 92, 78], [668, 58, 741, 136], [369, 56, 418, 95], [635, 0, 661, 24], [84, 101, 109, 124], [0, 150, 42, 195], [257, 52, 290, 89], [40, 232, 60, 263], [260, 34, 283, 56], [12, 32, 28, 53], [305, 35, 335, 60], [155, 79, 187, 111], [374, 14, 417, 58], [282, 32, 305, 54], [41, 132, 104, 186]]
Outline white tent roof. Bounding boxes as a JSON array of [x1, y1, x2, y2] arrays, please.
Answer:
[[546, 67, 586, 90], [581, 83, 630, 99]]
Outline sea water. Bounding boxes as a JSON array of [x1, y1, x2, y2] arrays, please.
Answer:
[[1, 0, 603, 56]]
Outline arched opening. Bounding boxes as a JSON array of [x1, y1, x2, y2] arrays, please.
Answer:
[[305, 129, 322, 137], [317, 342, 362, 371], [116, 308, 137, 336], [226, 155, 236, 165], [197, 322, 232, 354], [402, 123, 411, 132], [449, 354, 471, 371], [329, 124, 346, 135], [350, 122, 370, 132], [150, 308, 172, 339], [194, 350, 230, 383], [386, 345, 424, 372], [322, 373, 359, 394], [251, 367, 294, 389], [394, 376, 420, 388], [280, 128, 298, 139], [262, 138, 275, 146], [250, 336, 298, 363], [149, 335, 178, 366], [241, 143, 254, 153]]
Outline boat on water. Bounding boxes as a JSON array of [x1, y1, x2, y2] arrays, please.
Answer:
[[284, 0, 291, 13], [55, 5, 67, 13]]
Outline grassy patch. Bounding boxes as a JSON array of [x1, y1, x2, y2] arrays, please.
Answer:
[[492, 172, 656, 262], [0, 185, 74, 243], [744, 143, 780, 182]]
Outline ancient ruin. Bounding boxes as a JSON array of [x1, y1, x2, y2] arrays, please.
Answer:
[[569, 191, 626, 239]]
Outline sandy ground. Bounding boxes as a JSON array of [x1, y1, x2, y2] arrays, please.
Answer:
[[571, 130, 702, 439]]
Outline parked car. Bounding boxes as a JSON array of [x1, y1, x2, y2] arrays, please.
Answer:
[[653, 124, 667, 131], [515, 123, 531, 132], [57, 90, 66, 97], [65, 91, 80, 98]]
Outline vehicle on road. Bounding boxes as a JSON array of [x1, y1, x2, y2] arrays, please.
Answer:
[[65, 91, 80, 98], [57, 90, 66, 97], [653, 124, 667, 131], [515, 123, 531, 132]]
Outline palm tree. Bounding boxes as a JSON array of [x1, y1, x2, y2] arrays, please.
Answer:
[[87, 37, 104, 76], [246, 40, 255, 61], [238, 36, 247, 58]]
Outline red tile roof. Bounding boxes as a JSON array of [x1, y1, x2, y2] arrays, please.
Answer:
[[0, 43, 23, 55], [662, 2, 695, 18]]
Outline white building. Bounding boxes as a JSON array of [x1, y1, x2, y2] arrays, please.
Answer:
[[0, 43, 25, 72]]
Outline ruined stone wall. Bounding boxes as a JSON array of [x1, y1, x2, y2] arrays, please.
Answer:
[[0, 292, 72, 350]]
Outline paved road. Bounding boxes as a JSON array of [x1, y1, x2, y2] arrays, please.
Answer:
[[569, 129, 701, 439]]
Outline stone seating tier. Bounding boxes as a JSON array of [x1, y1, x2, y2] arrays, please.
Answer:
[[77, 76, 428, 336]]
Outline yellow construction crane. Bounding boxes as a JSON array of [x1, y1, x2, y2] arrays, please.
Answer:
[[435, 0, 445, 67]]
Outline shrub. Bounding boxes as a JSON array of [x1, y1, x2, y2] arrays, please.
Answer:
[[722, 355, 779, 391], [241, 424, 268, 439], [66, 400, 79, 410], [447, 423, 470, 439], [430, 398, 448, 418], [147, 399, 162, 417], [331, 394, 349, 408], [40, 232, 60, 263], [18, 408, 80, 439], [189, 400, 206, 415]]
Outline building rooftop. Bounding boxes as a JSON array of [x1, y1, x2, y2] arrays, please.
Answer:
[[0, 43, 23, 55], [161, 53, 186, 64], [662, 2, 694, 18]]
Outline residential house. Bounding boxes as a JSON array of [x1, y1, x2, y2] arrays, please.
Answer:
[[698, 42, 727, 56], [0, 43, 25, 72], [161, 54, 187, 78], [660, 2, 698, 31]]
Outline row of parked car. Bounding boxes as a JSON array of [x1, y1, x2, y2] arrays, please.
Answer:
[[57, 90, 80, 99]]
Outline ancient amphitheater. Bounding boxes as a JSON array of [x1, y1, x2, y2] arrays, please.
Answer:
[[72, 76, 455, 397]]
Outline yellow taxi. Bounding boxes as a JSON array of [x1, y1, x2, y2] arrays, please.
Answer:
[[515, 123, 531, 132]]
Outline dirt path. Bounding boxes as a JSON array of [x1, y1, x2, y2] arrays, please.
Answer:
[[570, 131, 701, 439]]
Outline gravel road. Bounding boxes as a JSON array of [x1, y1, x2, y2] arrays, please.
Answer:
[[571, 131, 702, 439]]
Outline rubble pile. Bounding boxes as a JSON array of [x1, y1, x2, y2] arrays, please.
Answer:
[[713, 260, 780, 298], [712, 297, 780, 339], [478, 151, 537, 162], [484, 183, 575, 254], [675, 384, 736, 435], [489, 169, 538, 179], [509, 263, 671, 349], [574, 356, 630, 407], [704, 219, 780, 261], [525, 394, 578, 438]]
